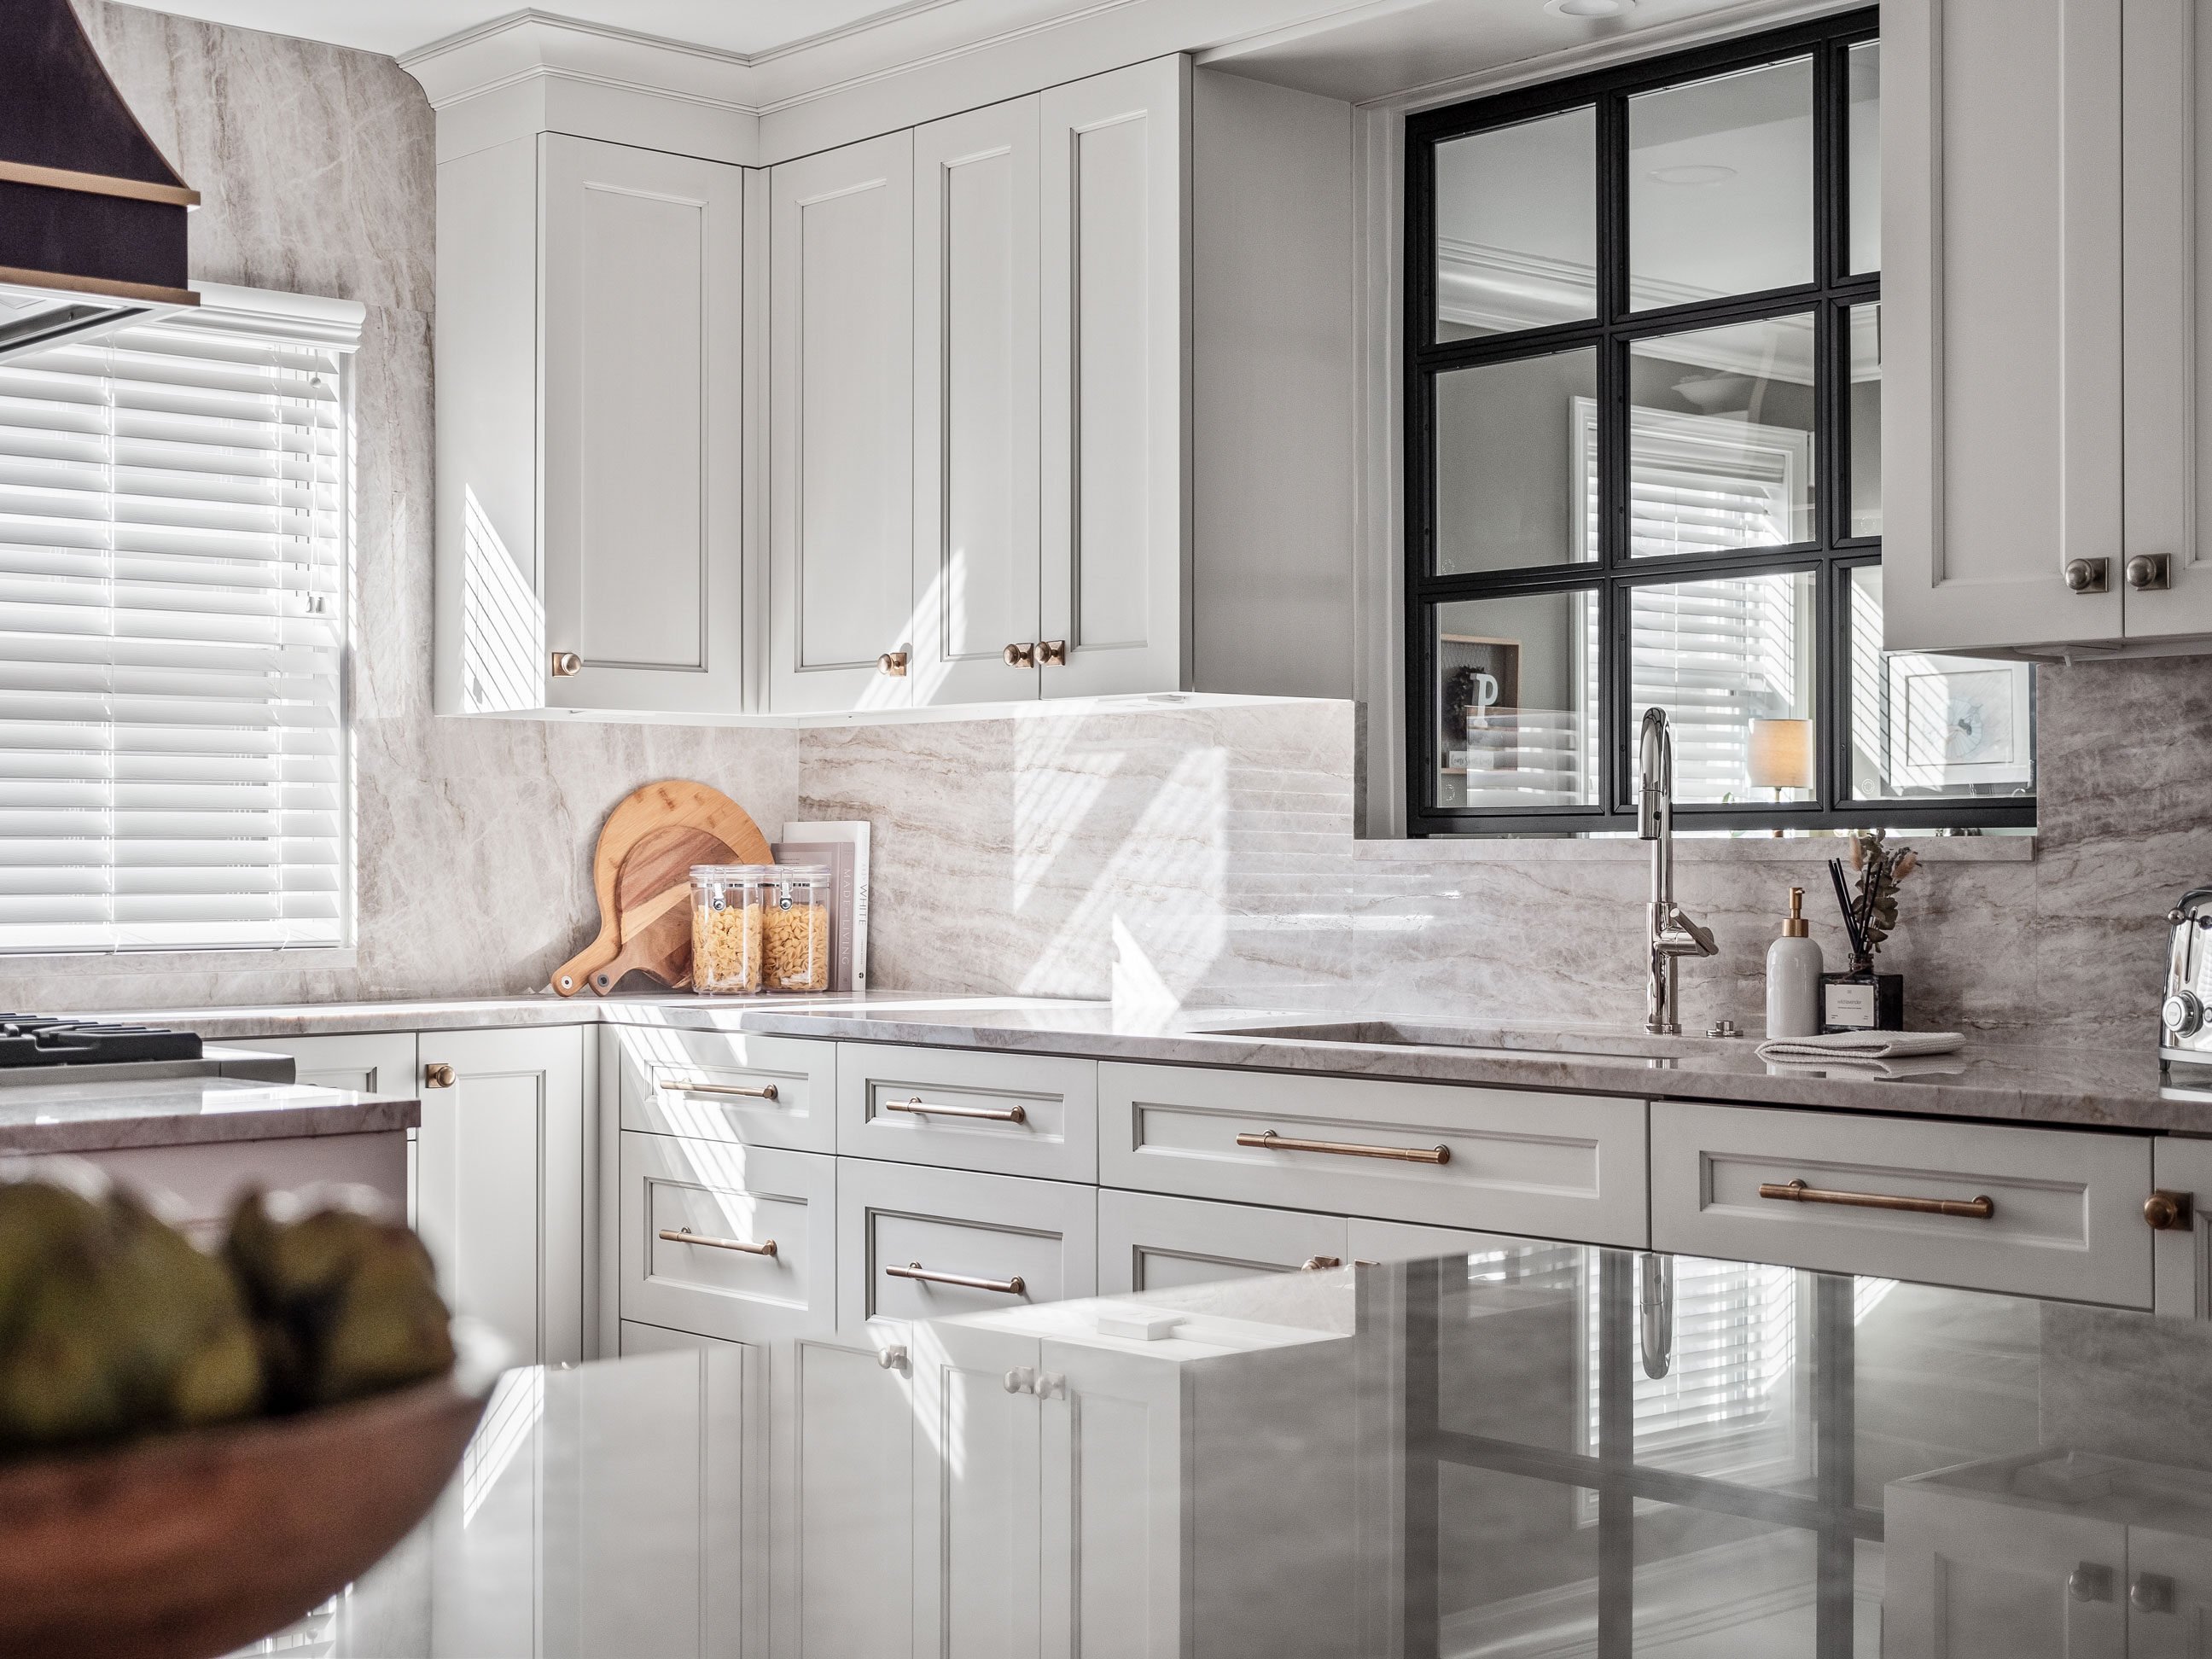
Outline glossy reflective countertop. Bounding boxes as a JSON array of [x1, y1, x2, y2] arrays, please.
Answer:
[[242, 1245, 2212, 1658], [0, 1076, 417, 1155], [107, 990, 2212, 1134]]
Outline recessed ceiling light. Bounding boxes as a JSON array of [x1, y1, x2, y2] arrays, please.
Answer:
[[1547, 0, 1638, 17], [1647, 163, 1739, 186]]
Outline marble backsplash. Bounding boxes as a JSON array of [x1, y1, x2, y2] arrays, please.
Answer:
[[798, 649, 2210, 1046], [13, 3, 2201, 1050]]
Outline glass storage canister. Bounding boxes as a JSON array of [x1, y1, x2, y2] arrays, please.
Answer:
[[689, 864, 833, 995]]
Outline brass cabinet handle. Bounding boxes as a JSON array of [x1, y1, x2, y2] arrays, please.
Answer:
[[885, 1095, 1026, 1124], [550, 650, 583, 677], [1004, 642, 1037, 668], [1037, 639, 1068, 667], [1301, 1255, 1343, 1272], [2069, 1563, 2116, 1604], [422, 1062, 456, 1089], [2145, 1189, 2196, 1231], [659, 1225, 777, 1258], [1757, 1178, 1994, 1220], [666, 1079, 779, 1102], [1236, 1129, 1450, 1166], [887, 1260, 1026, 1295], [876, 650, 909, 677]]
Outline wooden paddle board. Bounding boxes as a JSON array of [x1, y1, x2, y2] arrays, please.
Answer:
[[585, 824, 738, 995], [550, 781, 771, 996]]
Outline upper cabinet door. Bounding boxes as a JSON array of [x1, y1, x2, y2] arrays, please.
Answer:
[[913, 98, 1045, 707], [540, 137, 749, 714], [770, 132, 917, 713], [1883, 0, 2126, 653], [2121, 0, 2212, 638], [1039, 58, 1191, 699]]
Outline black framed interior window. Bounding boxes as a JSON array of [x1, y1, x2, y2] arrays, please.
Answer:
[[1403, 9, 2036, 836]]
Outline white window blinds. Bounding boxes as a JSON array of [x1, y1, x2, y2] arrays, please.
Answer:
[[0, 283, 360, 952]]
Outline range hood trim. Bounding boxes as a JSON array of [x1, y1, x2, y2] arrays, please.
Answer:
[[0, 159, 199, 210]]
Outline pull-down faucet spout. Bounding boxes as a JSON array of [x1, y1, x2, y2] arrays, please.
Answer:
[[1637, 707, 1718, 1036]]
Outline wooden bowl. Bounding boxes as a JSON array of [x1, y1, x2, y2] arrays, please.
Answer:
[[0, 1324, 505, 1659]]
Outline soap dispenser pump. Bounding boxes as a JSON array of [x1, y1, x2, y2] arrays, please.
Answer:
[[1765, 887, 1825, 1039]]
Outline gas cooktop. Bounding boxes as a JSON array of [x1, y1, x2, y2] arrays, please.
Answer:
[[0, 1016, 203, 1068]]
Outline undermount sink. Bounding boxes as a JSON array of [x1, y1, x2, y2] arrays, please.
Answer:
[[1200, 1019, 1751, 1062]]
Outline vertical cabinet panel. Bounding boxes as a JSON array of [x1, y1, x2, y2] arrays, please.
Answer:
[[770, 132, 917, 713], [914, 98, 1045, 705], [1883, 0, 2126, 652], [417, 1026, 590, 1367], [2122, 0, 2212, 638], [2154, 1136, 2212, 1318], [1039, 58, 1191, 698], [541, 136, 748, 714]]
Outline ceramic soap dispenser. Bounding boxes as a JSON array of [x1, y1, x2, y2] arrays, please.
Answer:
[[1765, 886, 1825, 1039]]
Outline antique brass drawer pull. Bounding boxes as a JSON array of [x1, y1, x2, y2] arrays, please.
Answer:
[[887, 1260, 1026, 1295], [1236, 1129, 1450, 1166], [1757, 1178, 1994, 1220], [886, 1096, 1026, 1124], [659, 1225, 777, 1257], [667, 1079, 779, 1101]]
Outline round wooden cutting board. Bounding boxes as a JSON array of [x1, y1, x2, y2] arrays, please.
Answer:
[[550, 781, 771, 996]]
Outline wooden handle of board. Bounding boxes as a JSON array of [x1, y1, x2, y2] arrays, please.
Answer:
[[550, 937, 620, 998]]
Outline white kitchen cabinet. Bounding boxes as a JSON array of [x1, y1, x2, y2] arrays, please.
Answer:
[[243, 1030, 418, 1095], [434, 135, 755, 718], [912, 96, 1046, 705], [838, 1158, 1097, 1330], [908, 1300, 1359, 1657], [836, 1040, 1097, 1181], [1037, 57, 1191, 700], [768, 131, 917, 714], [2153, 1137, 2212, 1318], [417, 1026, 591, 1366], [1883, 0, 2127, 655]]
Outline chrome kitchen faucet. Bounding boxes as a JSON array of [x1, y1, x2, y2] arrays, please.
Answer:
[[1638, 707, 1718, 1036]]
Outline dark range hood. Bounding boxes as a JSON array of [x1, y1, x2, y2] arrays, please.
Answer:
[[0, 0, 197, 358]]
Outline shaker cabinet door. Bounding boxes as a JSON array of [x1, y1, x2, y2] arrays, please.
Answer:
[[913, 97, 1045, 706], [1883, 0, 2127, 653], [769, 132, 917, 713], [540, 136, 751, 714], [1038, 57, 1190, 700]]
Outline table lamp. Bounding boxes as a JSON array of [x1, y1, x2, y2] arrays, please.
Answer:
[[1747, 717, 1813, 836]]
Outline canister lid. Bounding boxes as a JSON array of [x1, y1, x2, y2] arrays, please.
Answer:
[[690, 864, 833, 881]]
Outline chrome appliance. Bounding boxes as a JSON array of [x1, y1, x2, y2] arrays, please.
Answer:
[[2161, 889, 2212, 1068]]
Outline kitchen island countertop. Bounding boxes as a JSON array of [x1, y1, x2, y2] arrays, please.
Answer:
[[0, 1076, 418, 1156]]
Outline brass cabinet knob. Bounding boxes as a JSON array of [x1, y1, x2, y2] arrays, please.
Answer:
[[1004, 642, 1037, 668], [2128, 553, 2174, 591], [2133, 1573, 2175, 1614], [2064, 558, 2109, 594], [549, 650, 583, 677], [423, 1062, 457, 1089], [2068, 1563, 2116, 1604], [1037, 639, 1068, 667], [1301, 1255, 1343, 1272], [876, 650, 909, 678], [2145, 1189, 2195, 1231]]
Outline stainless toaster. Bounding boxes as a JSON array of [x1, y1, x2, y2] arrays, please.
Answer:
[[2163, 889, 2212, 1067]]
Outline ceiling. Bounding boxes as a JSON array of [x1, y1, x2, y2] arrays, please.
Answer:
[[108, 0, 950, 60]]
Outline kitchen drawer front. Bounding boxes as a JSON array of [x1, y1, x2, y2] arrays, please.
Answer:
[[836, 1043, 1097, 1180], [616, 1027, 836, 1154], [1650, 1102, 2154, 1307], [838, 1158, 1096, 1330], [1097, 1189, 1347, 1295], [620, 1131, 836, 1342], [1099, 1063, 1648, 1247]]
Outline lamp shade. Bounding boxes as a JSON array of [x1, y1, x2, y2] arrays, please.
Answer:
[[1746, 717, 1813, 790]]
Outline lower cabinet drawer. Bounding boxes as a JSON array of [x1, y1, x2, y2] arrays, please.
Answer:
[[836, 1042, 1097, 1181], [615, 1027, 837, 1154], [1100, 1062, 1648, 1246], [1097, 1189, 1347, 1294], [838, 1158, 1096, 1329], [619, 1130, 836, 1342], [1650, 1102, 2155, 1306]]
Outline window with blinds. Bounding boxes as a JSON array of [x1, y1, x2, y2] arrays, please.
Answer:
[[0, 284, 360, 952]]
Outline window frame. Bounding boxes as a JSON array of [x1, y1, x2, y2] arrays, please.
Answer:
[[1401, 9, 2032, 837]]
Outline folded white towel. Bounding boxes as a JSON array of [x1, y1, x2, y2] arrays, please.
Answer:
[[1755, 1030, 1965, 1062], [1760, 1053, 1967, 1081]]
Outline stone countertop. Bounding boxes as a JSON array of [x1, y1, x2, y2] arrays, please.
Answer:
[[0, 1077, 420, 1155], [93, 991, 2212, 1136]]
